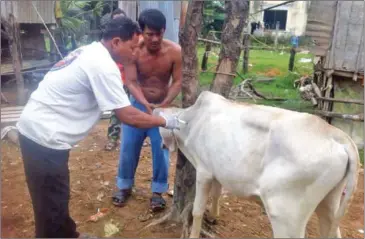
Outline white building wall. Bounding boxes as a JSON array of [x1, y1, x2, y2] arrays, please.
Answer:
[[249, 1, 309, 36]]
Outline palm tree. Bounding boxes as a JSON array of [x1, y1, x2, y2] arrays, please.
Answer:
[[55, 0, 105, 54]]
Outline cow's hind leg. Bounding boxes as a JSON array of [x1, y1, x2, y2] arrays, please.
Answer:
[[315, 180, 345, 238], [190, 171, 213, 238], [263, 193, 315, 238], [209, 179, 222, 220]]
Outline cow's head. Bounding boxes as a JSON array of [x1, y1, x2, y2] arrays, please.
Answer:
[[153, 105, 184, 152]]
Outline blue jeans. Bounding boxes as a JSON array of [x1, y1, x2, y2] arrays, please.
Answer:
[[116, 96, 170, 193]]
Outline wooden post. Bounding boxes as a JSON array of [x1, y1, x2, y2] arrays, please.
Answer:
[[201, 33, 212, 71], [274, 21, 279, 48], [242, 33, 250, 74], [5, 7, 26, 105], [288, 47, 296, 71]]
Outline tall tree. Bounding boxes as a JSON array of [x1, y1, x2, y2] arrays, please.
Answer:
[[145, 1, 204, 237], [210, 0, 249, 98]]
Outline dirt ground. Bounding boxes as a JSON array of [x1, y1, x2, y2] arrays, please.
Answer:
[[1, 120, 364, 238]]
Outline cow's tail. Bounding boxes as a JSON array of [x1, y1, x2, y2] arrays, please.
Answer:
[[329, 136, 360, 237]]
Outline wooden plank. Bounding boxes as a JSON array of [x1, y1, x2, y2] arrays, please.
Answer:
[[341, 1, 364, 71], [1, 113, 22, 118], [1, 117, 20, 123], [1, 106, 24, 111], [1, 111, 22, 115], [332, 2, 356, 71]]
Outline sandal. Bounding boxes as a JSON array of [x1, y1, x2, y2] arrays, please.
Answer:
[[150, 194, 166, 212], [104, 140, 117, 151], [112, 189, 132, 207]]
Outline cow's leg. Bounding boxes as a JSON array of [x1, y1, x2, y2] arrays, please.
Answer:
[[315, 180, 345, 238], [190, 171, 213, 238], [262, 193, 314, 238], [209, 179, 222, 219]]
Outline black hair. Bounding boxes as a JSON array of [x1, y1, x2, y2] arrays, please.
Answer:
[[102, 16, 141, 41], [111, 8, 126, 19], [138, 9, 166, 32]]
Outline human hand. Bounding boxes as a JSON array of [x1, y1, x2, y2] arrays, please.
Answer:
[[144, 104, 153, 114], [158, 112, 186, 130], [149, 103, 165, 110]]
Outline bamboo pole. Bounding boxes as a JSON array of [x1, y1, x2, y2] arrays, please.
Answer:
[[288, 47, 296, 71], [201, 33, 213, 71], [316, 97, 364, 105], [242, 33, 250, 74], [314, 110, 364, 122]]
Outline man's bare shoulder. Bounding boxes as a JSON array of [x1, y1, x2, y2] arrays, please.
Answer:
[[163, 40, 181, 60], [163, 39, 181, 52]]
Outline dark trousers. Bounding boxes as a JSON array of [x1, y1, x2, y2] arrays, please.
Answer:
[[19, 133, 79, 238]]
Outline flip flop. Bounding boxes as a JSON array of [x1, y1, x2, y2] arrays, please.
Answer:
[[112, 189, 132, 207], [150, 194, 166, 212]]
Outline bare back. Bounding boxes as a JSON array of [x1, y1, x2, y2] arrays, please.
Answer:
[[136, 39, 179, 103]]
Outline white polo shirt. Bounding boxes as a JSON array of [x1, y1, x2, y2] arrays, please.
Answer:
[[17, 42, 130, 150]]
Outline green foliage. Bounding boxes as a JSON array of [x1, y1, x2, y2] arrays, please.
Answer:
[[59, 0, 87, 35], [196, 45, 316, 113], [202, 0, 225, 38]]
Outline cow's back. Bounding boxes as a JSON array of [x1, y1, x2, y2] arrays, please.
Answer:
[[175, 92, 304, 196]]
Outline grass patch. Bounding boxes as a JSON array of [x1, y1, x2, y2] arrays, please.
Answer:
[[197, 47, 313, 87], [195, 46, 315, 113]]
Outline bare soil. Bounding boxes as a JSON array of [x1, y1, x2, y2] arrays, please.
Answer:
[[1, 121, 364, 238]]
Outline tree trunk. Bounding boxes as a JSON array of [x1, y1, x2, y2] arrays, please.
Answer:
[[210, 0, 249, 98], [5, 9, 26, 105], [175, 0, 204, 231], [145, 1, 203, 237]]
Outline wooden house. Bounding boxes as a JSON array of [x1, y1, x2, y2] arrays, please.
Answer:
[[305, 1, 364, 148]]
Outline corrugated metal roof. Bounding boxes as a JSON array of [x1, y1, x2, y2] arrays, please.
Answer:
[[1, 1, 56, 24], [305, 1, 337, 57], [305, 1, 364, 73]]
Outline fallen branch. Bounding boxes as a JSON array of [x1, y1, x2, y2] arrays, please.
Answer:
[[314, 110, 364, 121], [235, 71, 287, 101], [316, 97, 364, 105], [207, 71, 236, 77]]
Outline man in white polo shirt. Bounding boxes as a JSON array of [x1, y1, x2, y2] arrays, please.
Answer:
[[16, 16, 180, 238]]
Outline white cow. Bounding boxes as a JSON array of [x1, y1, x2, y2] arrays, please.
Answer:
[[154, 91, 360, 238]]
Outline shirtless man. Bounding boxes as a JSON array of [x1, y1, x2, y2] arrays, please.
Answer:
[[112, 9, 182, 212]]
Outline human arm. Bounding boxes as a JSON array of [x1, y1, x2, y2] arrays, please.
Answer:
[[114, 106, 165, 128], [123, 62, 153, 114], [88, 65, 179, 129]]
